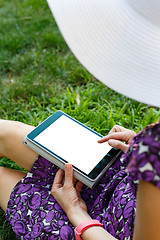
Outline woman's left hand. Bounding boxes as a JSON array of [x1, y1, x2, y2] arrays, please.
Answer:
[[51, 164, 87, 219]]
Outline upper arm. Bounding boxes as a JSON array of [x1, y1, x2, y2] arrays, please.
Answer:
[[133, 180, 160, 240]]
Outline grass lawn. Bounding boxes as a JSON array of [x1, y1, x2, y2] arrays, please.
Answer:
[[0, 0, 160, 239]]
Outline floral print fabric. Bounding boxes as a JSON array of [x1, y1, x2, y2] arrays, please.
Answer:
[[127, 122, 160, 188], [6, 122, 160, 240]]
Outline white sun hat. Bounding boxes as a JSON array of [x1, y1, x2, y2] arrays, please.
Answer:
[[47, 0, 160, 107]]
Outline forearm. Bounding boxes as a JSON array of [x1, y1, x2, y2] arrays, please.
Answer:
[[67, 206, 117, 240], [81, 226, 117, 240], [52, 164, 117, 239]]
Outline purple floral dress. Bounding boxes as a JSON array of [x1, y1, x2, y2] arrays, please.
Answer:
[[6, 122, 160, 240]]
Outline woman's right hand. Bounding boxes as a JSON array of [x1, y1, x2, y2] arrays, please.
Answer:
[[98, 125, 136, 152]]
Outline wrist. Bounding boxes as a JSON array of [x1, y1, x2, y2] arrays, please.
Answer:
[[75, 220, 104, 240], [67, 206, 91, 227]]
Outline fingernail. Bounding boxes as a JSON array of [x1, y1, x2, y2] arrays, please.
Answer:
[[66, 163, 72, 169]]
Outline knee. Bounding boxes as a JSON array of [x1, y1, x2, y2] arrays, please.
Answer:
[[0, 120, 35, 159], [0, 167, 7, 183], [0, 120, 19, 156], [0, 120, 21, 144], [0, 167, 15, 186], [0, 166, 7, 174], [0, 120, 18, 136], [0, 120, 14, 152], [0, 120, 13, 140]]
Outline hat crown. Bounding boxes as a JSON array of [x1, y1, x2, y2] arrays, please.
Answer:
[[128, 0, 160, 27]]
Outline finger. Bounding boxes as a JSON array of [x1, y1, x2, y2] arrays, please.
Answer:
[[108, 125, 126, 134], [98, 132, 128, 143], [52, 168, 64, 190], [74, 180, 79, 188], [75, 181, 83, 194], [64, 163, 74, 187], [98, 125, 125, 143], [97, 137, 107, 143], [108, 139, 129, 152], [73, 176, 78, 186]]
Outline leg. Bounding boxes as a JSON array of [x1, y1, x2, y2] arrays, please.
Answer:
[[0, 120, 38, 171], [0, 167, 26, 212]]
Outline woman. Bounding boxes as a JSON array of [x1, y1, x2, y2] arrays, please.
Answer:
[[45, 0, 160, 237], [0, 120, 160, 239], [1, 0, 160, 239]]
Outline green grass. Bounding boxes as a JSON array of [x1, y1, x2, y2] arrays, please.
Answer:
[[0, 0, 160, 239]]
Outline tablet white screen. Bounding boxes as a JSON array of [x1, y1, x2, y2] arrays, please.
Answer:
[[34, 115, 112, 174]]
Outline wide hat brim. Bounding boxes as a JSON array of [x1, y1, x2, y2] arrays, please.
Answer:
[[47, 0, 160, 107]]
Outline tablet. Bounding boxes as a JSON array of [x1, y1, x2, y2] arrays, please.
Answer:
[[23, 111, 121, 188]]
